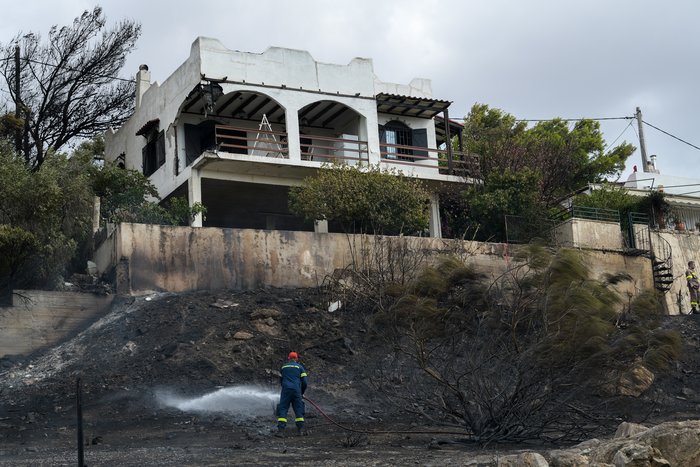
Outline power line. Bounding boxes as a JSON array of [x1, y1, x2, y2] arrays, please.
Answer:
[[516, 116, 634, 122], [0, 54, 134, 83], [607, 119, 635, 148], [23, 58, 134, 83], [642, 120, 700, 152]]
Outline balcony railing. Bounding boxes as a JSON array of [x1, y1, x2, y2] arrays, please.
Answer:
[[213, 124, 481, 177], [551, 205, 620, 223], [300, 134, 369, 163], [215, 124, 289, 158], [381, 143, 480, 178]]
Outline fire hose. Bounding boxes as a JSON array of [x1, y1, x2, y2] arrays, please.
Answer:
[[302, 395, 468, 436]]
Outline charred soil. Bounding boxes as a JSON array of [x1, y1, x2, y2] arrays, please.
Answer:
[[1, 288, 700, 466]]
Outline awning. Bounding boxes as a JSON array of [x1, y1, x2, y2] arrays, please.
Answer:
[[375, 93, 451, 119], [135, 118, 160, 136]]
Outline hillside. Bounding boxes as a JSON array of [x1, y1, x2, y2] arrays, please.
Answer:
[[1, 287, 700, 465]]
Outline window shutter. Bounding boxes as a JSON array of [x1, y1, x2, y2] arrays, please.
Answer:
[[156, 131, 166, 167], [378, 124, 387, 158], [142, 144, 149, 175], [412, 128, 428, 158], [184, 124, 201, 166]]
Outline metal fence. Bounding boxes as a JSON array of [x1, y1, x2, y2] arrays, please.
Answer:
[[550, 205, 620, 223]]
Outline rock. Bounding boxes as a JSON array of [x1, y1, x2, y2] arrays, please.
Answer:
[[614, 422, 649, 439], [232, 331, 254, 340], [611, 443, 670, 466], [210, 299, 238, 309], [224, 331, 232, 340], [496, 452, 549, 466], [636, 420, 700, 467], [253, 321, 279, 336], [574, 420, 700, 467], [251, 308, 281, 319], [264, 317, 276, 326], [616, 363, 655, 397], [122, 341, 137, 355], [547, 450, 591, 467]]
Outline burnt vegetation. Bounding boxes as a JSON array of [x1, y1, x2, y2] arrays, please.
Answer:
[[331, 243, 681, 445]]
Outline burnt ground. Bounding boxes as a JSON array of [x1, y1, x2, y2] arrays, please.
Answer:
[[1, 288, 700, 466]]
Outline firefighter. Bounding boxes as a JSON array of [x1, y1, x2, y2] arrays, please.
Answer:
[[686, 261, 699, 314], [276, 351, 307, 435]]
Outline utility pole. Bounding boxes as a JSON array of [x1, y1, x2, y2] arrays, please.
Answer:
[[14, 44, 21, 154], [635, 107, 649, 172]]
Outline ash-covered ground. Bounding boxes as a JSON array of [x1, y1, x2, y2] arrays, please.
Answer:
[[1, 288, 699, 466]]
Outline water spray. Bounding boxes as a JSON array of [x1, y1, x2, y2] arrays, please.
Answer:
[[157, 385, 278, 417]]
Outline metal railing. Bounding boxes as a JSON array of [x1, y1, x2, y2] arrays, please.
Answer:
[[380, 143, 481, 178], [300, 134, 369, 163], [215, 124, 289, 158], [551, 205, 620, 223]]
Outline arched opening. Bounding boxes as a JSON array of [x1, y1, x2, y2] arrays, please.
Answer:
[[179, 88, 288, 166], [297, 100, 367, 164]]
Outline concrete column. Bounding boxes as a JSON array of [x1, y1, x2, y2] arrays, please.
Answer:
[[285, 107, 301, 162], [314, 220, 328, 233], [362, 109, 381, 165], [92, 196, 101, 233], [428, 192, 442, 238], [189, 169, 203, 227], [357, 115, 369, 166]]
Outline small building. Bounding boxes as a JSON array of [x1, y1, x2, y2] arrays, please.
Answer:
[[104, 38, 476, 237], [624, 169, 700, 232]]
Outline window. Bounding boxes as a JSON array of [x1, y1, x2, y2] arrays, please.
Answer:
[[142, 130, 165, 177], [379, 121, 428, 161]]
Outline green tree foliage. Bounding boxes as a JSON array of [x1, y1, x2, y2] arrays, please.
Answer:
[[574, 185, 676, 229], [289, 164, 430, 235], [442, 104, 636, 241], [0, 137, 205, 295], [72, 137, 206, 226], [0, 142, 93, 290], [0, 225, 38, 303], [370, 246, 680, 444], [0, 7, 140, 169], [463, 168, 543, 241]]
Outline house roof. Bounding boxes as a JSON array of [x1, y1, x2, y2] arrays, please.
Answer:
[[135, 118, 160, 136], [375, 93, 451, 119]]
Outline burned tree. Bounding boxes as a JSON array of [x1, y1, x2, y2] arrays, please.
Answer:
[[368, 247, 681, 444], [0, 7, 140, 169]]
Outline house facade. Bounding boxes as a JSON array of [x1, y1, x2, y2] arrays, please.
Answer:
[[624, 169, 700, 231], [104, 37, 477, 237]]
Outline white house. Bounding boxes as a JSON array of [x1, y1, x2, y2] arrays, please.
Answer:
[[104, 38, 476, 237], [624, 166, 700, 231]]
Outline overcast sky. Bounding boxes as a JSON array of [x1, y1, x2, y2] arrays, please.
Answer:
[[2, 0, 699, 181]]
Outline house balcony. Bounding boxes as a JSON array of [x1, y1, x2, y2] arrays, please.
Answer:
[[380, 142, 480, 179], [208, 123, 478, 180]]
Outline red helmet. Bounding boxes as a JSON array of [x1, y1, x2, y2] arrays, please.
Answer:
[[288, 351, 298, 360]]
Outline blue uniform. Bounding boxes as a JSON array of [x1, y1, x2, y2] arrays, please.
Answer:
[[276, 360, 308, 431]]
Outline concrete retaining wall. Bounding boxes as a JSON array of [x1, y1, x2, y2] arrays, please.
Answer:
[[554, 218, 624, 250], [0, 291, 113, 358], [95, 223, 653, 302]]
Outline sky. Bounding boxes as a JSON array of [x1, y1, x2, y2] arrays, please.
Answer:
[[1, 0, 699, 181]]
